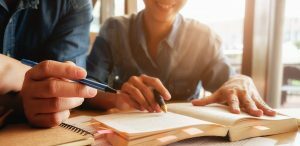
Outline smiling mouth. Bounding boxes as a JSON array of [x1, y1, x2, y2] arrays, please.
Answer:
[[156, 2, 175, 9]]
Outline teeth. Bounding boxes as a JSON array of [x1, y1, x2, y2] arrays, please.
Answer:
[[157, 2, 174, 9]]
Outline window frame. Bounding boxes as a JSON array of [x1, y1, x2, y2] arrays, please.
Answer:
[[243, 0, 286, 108]]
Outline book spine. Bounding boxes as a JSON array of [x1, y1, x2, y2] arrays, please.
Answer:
[[60, 123, 92, 136]]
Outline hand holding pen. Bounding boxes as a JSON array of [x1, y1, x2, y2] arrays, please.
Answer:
[[120, 74, 171, 113], [19, 60, 100, 127], [21, 59, 117, 93]]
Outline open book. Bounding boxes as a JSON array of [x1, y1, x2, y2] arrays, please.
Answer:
[[276, 108, 300, 126], [93, 103, 298, 146]]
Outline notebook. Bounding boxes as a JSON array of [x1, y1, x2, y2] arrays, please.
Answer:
[[93, 103, 298, 146], [0, 123, 94, 146]]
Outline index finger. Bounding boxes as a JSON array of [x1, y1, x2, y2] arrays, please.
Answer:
[[192, 96, 218, 106], [140, 74, 171, 100], [28, 79, 97, 98], [251, 92, 276, 116], [27, 60, 87, 81]]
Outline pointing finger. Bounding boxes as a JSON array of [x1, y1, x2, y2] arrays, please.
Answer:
[[27, 60, 87, 81], [192, 96, 218, 106]]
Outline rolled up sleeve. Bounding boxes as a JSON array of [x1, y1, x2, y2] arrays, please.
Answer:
[[87, 36, 113, 83], [43, 0, 93, 68], [200, 31, 236, 92]]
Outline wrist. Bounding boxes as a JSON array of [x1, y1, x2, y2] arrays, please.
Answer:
[[11, 62, 30, 92], [114, 91, 131, 110], [84, 91, 119, 110]]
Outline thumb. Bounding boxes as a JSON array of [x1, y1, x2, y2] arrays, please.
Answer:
[[192, 96, 217, 106]]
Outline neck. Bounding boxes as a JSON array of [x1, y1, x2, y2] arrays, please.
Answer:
[[143, 12, 174, 43], [142, 11, 175, 60]]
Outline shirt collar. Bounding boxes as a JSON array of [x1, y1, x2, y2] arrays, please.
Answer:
[[0, 0, 9, 11], [0, 0, 38, 11], [136, 11, 183, 67], [136, 11, 182, 52], [137, 11, 148, 57], [136, 11, 157, 67], [19, 0, 39, 9], [165, 14, 182, 49]]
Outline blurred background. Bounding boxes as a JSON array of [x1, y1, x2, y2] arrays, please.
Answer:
[[89, 0, 300, 109]]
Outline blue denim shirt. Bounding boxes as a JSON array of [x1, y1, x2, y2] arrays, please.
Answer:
[[0, 0, 92, 67], [87, 11, 235, 101]]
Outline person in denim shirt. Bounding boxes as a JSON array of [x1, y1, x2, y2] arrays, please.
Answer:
[[87, 0, 276, 117], [0, 0, 97, 127]]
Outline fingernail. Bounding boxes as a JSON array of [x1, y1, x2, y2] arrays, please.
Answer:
[[148, 107, 154, 112], [148, 108, 154, 113], [233, 107, 240, 112], [76, 68, 86, 78], [140, 107, 145, 111], [232, 106, 240, 113], [257, 110, 263, 116], [268, 109, 276, 114], [88, 87, 97, 96], [166, 92, 171, 99]]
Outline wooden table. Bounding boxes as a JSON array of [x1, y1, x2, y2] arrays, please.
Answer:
[[267, 130, 300, 146]]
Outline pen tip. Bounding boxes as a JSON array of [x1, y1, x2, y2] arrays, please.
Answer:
[[161, 105, 168, 113]]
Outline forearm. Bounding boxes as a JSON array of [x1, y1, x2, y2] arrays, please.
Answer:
[[202, 60, 234, 93], [43, 0, 92, 67], [0, 55, 30, 94], [84, 91, 118, 110]]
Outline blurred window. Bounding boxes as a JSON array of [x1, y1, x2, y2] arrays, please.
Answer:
[[281, 0, 300, 107], [91, 0, 125, 33]]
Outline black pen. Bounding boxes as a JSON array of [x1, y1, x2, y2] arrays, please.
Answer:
[[153, 90, 168, 113], [21, 59, 117, 93]]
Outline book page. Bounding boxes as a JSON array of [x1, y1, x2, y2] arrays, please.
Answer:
[[168, 103, 291, 126], [93, 111, 215, 136], [277, 108, 300, 126], [168, 136, 277, 146]]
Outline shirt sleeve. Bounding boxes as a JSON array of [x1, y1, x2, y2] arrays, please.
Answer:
[[87, 18, 117, 84], [200, 30, 236, 92], [42, 0, 93, 68], [87, 36, 113, 84]]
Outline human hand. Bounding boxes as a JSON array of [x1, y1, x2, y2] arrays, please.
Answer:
[[192, 75, 276, 117], [120, 74, 171, 112], [0, 55, 30, 94], [20, 60, 97, 127]]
